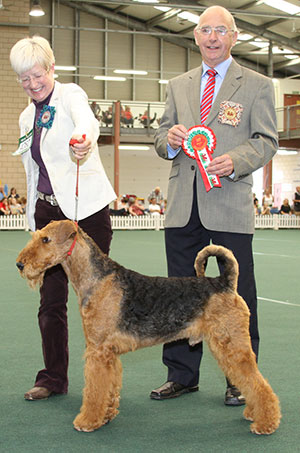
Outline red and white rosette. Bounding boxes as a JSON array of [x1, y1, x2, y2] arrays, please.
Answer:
[[182, 125, 221, 192]]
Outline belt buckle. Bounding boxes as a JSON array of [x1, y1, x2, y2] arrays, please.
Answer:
[[49, 194, 57, 206]]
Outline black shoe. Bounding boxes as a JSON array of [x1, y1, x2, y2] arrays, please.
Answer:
[[224, 386, 246, 406], [150, 381, 199, 400]]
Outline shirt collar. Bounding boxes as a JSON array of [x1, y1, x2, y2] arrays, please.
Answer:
[[202, 56, 232, 80]]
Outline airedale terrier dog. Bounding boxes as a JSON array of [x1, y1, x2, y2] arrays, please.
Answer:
[[16, 220, 281, 435]]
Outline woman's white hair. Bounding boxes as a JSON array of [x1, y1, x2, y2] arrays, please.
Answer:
[[10, 35, 55, 76]]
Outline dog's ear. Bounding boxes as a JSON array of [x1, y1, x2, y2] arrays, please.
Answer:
[[56, 220, 77, 244]]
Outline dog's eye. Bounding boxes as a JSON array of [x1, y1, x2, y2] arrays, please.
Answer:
[[42, 236, 50, 244]]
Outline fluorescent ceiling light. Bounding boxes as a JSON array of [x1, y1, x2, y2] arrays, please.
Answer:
[[177, 11, 199, 24], [277, 149, 298, 155], [249, 40, 269, 48], [154, 6, 171, 12], [29, 0, 45, 16], [94, 75, 126, 81], [55, 65, 77, 71], [237, 33, 253, 41], [159, 79, 169, 84], [285, 54, 299, 60], [114, 69, 148, 75], [261, 0, 300, 15], [119, 145, 150, 150], [133, 0, 159, 3]]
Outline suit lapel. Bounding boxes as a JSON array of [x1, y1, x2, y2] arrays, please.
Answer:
[[186, 66, 202, 125], [206, 60, 242, 125]]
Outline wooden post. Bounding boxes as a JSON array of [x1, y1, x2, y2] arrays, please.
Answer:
[[263, 160, 273, 192]]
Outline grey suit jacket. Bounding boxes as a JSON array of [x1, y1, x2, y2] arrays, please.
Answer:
[[155, 59, 278, 233]]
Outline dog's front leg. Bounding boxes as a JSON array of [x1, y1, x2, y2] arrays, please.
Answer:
[[73, 344, 120, 432]]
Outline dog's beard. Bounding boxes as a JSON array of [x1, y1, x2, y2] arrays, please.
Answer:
[[20, 269, 46, 290]]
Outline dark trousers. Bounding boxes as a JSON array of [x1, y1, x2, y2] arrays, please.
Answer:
[[163, 189, 259, 388], [34, 199, 113, 393]]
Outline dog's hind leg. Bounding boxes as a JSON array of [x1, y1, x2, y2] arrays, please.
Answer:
[[201, 295, 281, 435], [73, 344, 120, 432]]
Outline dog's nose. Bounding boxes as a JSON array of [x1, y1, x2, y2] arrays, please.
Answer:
[[16, 262, 24, 271]]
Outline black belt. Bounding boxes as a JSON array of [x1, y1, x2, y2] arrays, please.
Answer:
[[37, 191, 58, 206]]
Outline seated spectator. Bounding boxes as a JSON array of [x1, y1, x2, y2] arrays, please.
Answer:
[[293, 186, 300, 216], [138, 111, 157, 128], [148, 186, 164, 207], [8, 187, 20, 200], [128, 197, 145, 216], [90, 101, 101, 121], [254, 198, 261, 215], [102, 106, 113, 126], [261, 201, 270, 216], [280, 198, 292, 215], [0, 197, 10, 215], [148, 198, 161, 216], [8, 197, 24, 215], [20, 196, 27, 213], [121, 105, 134, 128], [0, 186, 5, 201], [262, 187, 278, 214], [253, 194, 260, 215], [109, 196, 129, 216]]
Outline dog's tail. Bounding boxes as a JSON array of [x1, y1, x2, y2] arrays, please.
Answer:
[[194, 245, 238, 292]]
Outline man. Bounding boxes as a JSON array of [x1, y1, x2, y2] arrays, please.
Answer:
[[148, 186, 164, 206], [152, 5, 278, 405]]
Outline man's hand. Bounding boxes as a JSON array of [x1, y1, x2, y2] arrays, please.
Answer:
[[168, 124, 188, 150], [207, 154, 234, 177]]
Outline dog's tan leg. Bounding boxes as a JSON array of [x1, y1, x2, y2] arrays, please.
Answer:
[[103, 355, 122, 424], [73, 344, 119, 432], [202, 295, 281, 435]]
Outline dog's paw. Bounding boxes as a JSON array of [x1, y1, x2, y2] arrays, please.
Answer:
[[250, 421, 279, 435], [73, 413, 105, 433]]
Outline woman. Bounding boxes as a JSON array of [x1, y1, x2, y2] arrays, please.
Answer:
[[0, 196, 10, 215], [280, 198, 292, 215], [8, 187, 20, 200], [10, 36, 116, 400]]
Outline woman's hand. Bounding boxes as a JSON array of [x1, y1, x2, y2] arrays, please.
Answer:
[[70, 134, 92, 160]]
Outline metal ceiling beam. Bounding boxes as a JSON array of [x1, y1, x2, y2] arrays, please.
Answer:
[[235, 17, 300, 52], [60, 0, 268, 74], [65, 0, 300, 20], [146, 8, 181, 28]]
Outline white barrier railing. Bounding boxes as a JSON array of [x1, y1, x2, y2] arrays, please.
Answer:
[[110, 215, 165, 230], [0, 214, 299, 231], [254, 214, 300, 229], [0, 214, 29, 230]]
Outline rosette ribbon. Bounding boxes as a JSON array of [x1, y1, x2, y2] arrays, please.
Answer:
[[182, 125, 221, 192]]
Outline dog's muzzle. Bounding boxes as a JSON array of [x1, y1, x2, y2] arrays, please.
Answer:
[[16, 262, 24, 271]]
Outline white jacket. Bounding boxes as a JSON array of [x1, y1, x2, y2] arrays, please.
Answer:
[[18, 81, 116, 231]]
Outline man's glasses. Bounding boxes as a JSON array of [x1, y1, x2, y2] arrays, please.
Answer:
[[196, 26, 234, 37], [18, 70, 48, 86]]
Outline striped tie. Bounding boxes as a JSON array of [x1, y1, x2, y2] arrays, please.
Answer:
[[200, 69, 217, 124]]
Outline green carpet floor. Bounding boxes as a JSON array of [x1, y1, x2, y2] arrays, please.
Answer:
[[1, 228, 299, 452]]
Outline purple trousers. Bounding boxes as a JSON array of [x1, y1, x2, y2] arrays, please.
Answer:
[[33, 199, 113, 393]]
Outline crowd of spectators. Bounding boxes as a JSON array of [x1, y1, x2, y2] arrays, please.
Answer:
[[253, 187, 300, 216], [109, 187, 166, 217], [0, 185, 26, 216]]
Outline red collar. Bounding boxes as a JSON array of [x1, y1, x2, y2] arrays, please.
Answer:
[[67, 221, 78, 257]]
